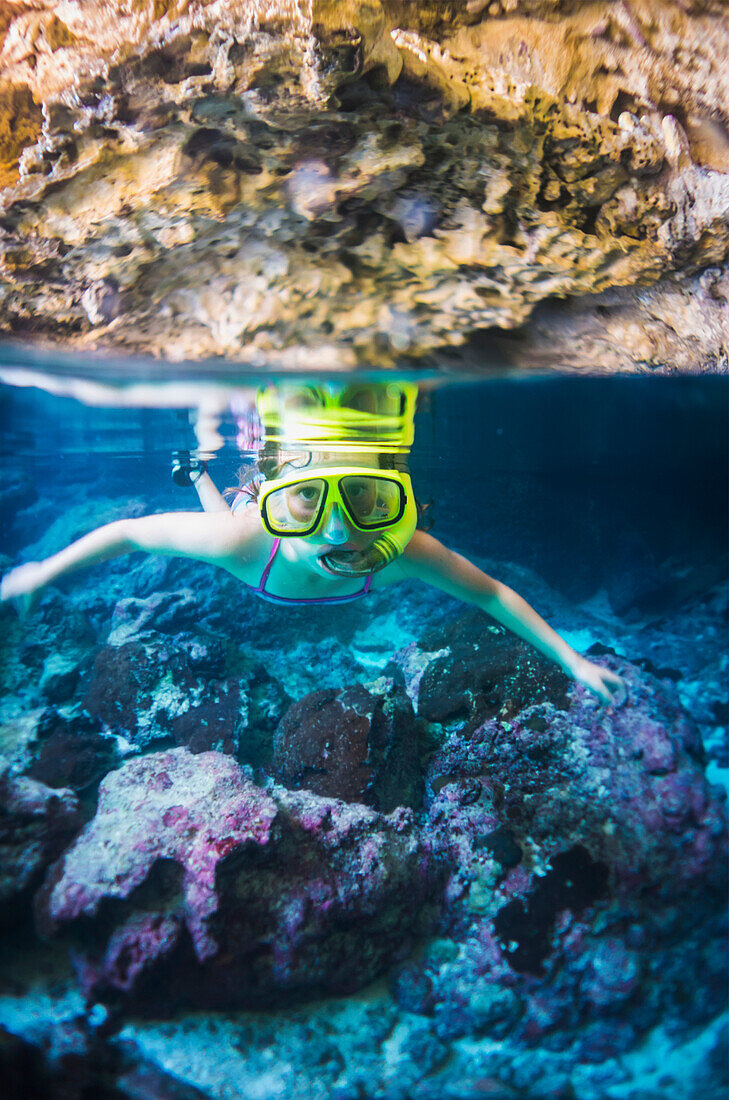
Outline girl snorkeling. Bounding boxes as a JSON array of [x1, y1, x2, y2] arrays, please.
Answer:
[[0, 435, 623, 705]]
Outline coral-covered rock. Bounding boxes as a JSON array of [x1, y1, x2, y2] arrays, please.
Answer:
[[83, 637, 243, 754], [273, 676, 424, 811], [0, 589, 95, 724], [36, 748, 441, 1013], [0, 762, 82, 925], [415, 617, 571, 729], [106, 592, 216, 646], [393, 653, 728, 1053], [81, 600, 291, 762], [24, 707, 120, 791], [426, 658, 724, 905], [0, 1020, 213, 1100], [38, 654, 81, 705]]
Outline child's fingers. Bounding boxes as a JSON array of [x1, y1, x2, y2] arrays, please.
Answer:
[[5, 592, 35, 620], [605, 677, 628, 708], [0, 573, 19, 601], [577, 662, 627, 707], [1, 570, 23, 601], [604, 670, 624, 686]]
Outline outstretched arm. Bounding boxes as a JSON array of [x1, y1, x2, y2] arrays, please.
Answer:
[[193, 471, 232, 514], [0, 511, 252, 606], [399, 531, 624, 704]]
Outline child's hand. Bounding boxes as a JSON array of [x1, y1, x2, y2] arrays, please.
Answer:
[[568, 656, 626, 706], [0, 561, 48, 614]]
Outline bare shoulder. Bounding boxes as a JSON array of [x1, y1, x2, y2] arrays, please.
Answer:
[[176, 508, 263, 548], [401, 530, 451, 564], [216, 506, 270, 560], [175, 506, 275, 583], [368, 531, 451, 589], [223, 504, 265, 543]]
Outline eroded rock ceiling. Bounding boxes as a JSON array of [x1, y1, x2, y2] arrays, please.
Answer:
[[0, 0, 727, 371]]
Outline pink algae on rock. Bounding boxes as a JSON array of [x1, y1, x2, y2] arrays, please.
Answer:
[[35, 748, 440, 1013], [37, 749, 277, 961]]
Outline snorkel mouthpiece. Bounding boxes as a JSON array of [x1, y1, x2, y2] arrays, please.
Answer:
[[319, 509, 416, 577]]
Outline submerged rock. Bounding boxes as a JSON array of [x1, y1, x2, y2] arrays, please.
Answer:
[[24, 707, 120, 792], [1, 577, 727, 1093], [0, 762, 82, 926], [83, 637, 244, 755], [394, 649, 728, 1053], [36, 748, 441, 1013], [79, 594, 291, 762], [414, 615, 571, 730], [273, 675, 425, 811]]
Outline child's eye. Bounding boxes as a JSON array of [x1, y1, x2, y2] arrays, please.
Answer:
[[348, 481, 370, 497]]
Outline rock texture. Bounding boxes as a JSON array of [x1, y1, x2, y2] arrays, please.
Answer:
[[0, 564, 726, 1093], [1, 443, 727, 1094], [392, 647, 728, 1058], [36, 747, 441, 1013], [492, 264, 729, 374], [273, 676, 425, 811], [30, 635, 728, 1041], [0, 762, 82, 922], [0, 1, 727, 370], [80, 591, 290, 760]]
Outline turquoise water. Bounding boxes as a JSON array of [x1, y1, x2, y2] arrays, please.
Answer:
[[0, 362, 727, 1099]]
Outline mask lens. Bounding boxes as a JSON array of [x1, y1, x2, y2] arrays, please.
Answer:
[[340, 384, 407, 417], [264, 478, 326, 533], [340, 476, 404, 528], [282, 387, 326, 413]]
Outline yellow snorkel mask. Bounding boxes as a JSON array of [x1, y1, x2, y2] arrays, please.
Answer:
[[259, 465, 417, 576], [254, 382, 419, 576], [255, 382, 417, 453]]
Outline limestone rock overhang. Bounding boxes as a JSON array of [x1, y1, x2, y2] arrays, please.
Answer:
[[0, 0, 727, 373]]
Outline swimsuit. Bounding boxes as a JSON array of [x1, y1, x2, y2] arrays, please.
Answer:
[[245, 538, 373, 606]]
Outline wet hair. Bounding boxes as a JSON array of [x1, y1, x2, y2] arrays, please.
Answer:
[[226, 445, 432, 529]]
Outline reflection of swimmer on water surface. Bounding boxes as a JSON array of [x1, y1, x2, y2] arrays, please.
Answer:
[[1, 441, 624, 705]]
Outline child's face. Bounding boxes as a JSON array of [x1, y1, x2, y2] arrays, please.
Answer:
[[277, 453, 385, 571]]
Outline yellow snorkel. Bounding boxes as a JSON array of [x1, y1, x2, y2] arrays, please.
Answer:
[[317, 492, 417, 577]]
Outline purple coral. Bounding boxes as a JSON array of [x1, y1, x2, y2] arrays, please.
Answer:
[[389, 632, 728, 1052], [36, 748, 441, 1013]]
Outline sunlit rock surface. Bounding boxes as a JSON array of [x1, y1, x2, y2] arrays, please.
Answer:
[[1, 0, 727, 370], [35, 747, 441, 1014]]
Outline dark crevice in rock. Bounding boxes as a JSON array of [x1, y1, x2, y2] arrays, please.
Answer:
[[493, 845, 610, 976]]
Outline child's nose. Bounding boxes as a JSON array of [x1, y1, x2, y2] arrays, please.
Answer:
[[321, 503, 351, 544]]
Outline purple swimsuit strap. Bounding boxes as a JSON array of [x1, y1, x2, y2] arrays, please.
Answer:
[[251, 538, 372, 605], [255, 537, 281, 594]]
